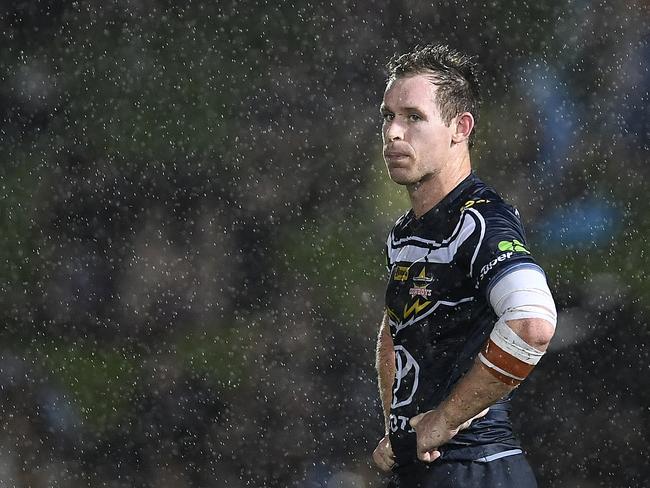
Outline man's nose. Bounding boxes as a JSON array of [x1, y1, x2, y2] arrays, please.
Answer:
[[385, 120, 404, 141]]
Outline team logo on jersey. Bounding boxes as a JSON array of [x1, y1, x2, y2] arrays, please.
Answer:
[[387, 302, 431, 323], [391, 345, 420, 409], [498, 239, 530, 254], [409, 288, 432, 298], [409, 267, 432, 298], [393, 266, 409, 281], [402, 298, 431, 318]]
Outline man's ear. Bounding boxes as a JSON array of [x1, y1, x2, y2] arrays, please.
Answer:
[[451, 112, 475, 144]]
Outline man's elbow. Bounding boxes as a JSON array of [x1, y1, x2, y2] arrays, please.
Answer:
[[507, 317, 556, 352]]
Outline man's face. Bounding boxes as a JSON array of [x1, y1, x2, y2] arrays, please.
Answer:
[[381, 74, 454, 186]]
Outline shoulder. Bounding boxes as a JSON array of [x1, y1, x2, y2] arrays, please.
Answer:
[[455, 184, 535, 290], [458, 184, 525, 238]]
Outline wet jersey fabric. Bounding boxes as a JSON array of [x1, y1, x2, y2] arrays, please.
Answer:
[[387, 453, 538, 487], [384, 172, 543, 468]]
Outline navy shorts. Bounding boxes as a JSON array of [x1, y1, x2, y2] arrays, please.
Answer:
[[387, 454, 538, 488]]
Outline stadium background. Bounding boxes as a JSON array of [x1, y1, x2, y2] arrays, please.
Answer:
[[1, 1, 648, 486]]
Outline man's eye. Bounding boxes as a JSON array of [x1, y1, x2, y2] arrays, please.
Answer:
[[382, 113, 394, 121], [409, 114, 421, 122]]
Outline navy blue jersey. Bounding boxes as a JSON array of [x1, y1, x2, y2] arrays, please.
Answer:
[[384, 172, 542, 467]]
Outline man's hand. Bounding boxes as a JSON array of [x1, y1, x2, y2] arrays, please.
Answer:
[[409, 408, 489, 462], [372, 434, 395, 473], [457, 407, 489, 431]]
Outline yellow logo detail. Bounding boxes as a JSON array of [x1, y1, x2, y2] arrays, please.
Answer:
[[394, 266, 409, 281], [386, 307, 400, 322], [403, 299, 431, 319], [462, 199, 490, 210], [411, 267, 432, 288]]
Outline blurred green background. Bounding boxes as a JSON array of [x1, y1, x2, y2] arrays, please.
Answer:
[[1, 1, 648, 486]]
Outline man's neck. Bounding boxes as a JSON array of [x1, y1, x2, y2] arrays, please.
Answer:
[[407, 156, 472, 219]]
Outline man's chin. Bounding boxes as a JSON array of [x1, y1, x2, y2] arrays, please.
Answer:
[[388, 170, 417, 186]]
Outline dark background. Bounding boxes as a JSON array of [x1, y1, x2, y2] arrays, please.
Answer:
[[1, 1, 648, 486]]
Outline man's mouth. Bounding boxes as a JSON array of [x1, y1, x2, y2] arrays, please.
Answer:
[[384, 152, 410, 160]]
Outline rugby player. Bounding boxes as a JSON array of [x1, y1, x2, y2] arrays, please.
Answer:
[[372, 44, 557, 487]]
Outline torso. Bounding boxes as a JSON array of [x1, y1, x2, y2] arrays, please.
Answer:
[[385, 173, 538, 466]]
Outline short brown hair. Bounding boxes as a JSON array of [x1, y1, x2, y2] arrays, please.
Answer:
[[387, 44, 481, 146]]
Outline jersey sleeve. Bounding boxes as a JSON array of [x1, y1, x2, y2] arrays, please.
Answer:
[[466, 201, 540, 297]]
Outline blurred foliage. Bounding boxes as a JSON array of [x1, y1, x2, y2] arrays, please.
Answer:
[[40, 342, 140, 432], [175, 321, 258, 387], [0, 0, 648, 486]]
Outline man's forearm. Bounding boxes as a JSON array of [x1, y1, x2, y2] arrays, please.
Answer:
[[376, 314, 395, 433], [408, 357, 510, 462], [437, 358, 514, 429], [437, 316, 554, 429]]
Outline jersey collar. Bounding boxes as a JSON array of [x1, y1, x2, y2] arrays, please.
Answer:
[[407, 172, 478, 226]]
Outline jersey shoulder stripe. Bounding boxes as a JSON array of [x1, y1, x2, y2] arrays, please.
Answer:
[[386, 210, 480, 266]]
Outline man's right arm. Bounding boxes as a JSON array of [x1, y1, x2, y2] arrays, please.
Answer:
[[376, 313, 395, 433], [373, 313, 396, 473]]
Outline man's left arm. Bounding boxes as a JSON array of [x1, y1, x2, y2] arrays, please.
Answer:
[[410, 266, 557, 462]]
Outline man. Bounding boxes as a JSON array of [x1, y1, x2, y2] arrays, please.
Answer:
[[372, 44, 557, 487]]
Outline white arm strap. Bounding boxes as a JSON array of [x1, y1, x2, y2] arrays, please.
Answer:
[[489, 266, 557, 328], [484, 266, 557, 367]]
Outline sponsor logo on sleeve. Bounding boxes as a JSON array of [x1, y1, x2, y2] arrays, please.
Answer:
[[497, 239, 530, 254], [479, 240, 531, 281], [479, 252, 514, 281]]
